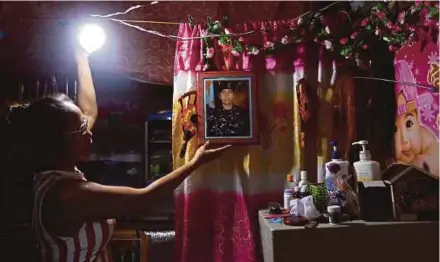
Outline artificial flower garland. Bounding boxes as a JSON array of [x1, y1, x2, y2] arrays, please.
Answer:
[[201, 1, 439, 70]]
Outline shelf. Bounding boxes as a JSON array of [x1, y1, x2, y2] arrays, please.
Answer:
[[150, 140, 172, 144], [87, 153, 143, 163]]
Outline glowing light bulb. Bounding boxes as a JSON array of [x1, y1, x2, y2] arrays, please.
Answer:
[[78, 24, 106, 54]]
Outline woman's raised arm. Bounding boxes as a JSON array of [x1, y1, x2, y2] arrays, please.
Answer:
[[75, 49, 98, 130], [48, 142, 231, 222]]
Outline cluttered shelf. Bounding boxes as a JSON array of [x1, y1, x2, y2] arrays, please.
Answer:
[[260, 161, 439, 262], [258, 210, 439, 262]]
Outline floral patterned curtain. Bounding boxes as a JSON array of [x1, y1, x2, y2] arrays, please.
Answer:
[[172, 16, 333, 260]]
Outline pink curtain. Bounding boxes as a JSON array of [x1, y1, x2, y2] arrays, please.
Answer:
[[172, 21, 332, 262]]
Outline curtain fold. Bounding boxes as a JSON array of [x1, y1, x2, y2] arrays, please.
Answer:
[[172, 22, 331, 262]]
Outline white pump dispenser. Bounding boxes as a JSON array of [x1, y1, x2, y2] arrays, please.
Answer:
[[352, 140, 381, 182], [324, 140, 350, 183]]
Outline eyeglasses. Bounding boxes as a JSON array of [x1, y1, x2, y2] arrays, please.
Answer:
[[64, 117, 89, 136]]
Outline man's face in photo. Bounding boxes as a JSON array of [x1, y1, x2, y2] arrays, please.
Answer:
[[219, 88, 234, 109]]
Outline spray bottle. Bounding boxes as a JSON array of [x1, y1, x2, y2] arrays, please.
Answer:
[[324, 140, 350, 182], [352, 140, 381, 182]]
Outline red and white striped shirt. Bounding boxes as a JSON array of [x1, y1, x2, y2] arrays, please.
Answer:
[[33, 170, 115, 262]]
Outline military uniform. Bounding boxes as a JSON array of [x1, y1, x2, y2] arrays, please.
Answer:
[[206, 105, 250, 137]]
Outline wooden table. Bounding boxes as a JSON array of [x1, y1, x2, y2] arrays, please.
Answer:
[[258, 210, 439, 262], [110, 212, 175, 262]]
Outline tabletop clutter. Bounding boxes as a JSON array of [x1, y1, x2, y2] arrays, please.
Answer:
[[266, 140, 439, 227], [274, 167, 360, 227]]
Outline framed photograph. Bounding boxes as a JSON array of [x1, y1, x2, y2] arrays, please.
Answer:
[[196, 71, 259, 145]]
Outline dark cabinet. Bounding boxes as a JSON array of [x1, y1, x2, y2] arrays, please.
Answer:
[[144, 111, 172, 183]]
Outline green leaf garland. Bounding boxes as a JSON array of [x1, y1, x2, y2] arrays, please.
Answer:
[[198, 1, 439, 71]]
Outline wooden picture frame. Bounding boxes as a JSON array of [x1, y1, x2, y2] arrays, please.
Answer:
[[196, 71, 259, 145]]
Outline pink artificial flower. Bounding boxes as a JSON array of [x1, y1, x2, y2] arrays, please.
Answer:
[[360, 18, 369, 26], [231, 50, 240, 57], [195, 64, 202, 71], [340, 38, 348, 45], [386, 21, 393, 29], [362, 44, 368, 50], [375, 28, 381, 36], [281, 36, 290, 44], [397, 11, 406, 24], [206, 47, 215, 59], [389, 45, 398, 52], [392, 25, 401, 34], [324, 40, 333, 50], [249, 48, 260, 56], [350, 32, 358, 39], [264, 41, 275, 48], [203, 64, 209, 71], [377, 12, 386, 19]]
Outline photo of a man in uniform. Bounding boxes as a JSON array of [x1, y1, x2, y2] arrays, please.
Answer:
[[205, 80, 251, 137]]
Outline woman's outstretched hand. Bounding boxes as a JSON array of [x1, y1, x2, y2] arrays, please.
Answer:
[[190, 141, 231, 167]]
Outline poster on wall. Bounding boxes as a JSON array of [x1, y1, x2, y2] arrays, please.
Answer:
[[394, 41, 439, 177]]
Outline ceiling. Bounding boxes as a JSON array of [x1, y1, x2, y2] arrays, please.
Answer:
[[0, 1, 313, 84]]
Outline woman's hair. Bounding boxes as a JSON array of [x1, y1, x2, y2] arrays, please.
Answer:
[[2, 93, 76, 173]]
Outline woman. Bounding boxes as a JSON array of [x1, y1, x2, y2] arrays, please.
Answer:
[[6, 48, 230, 262]]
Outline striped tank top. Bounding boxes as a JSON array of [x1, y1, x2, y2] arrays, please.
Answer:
[[33, 170, 115, 262]]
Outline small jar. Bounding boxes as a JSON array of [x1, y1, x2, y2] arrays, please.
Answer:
[[327, 205, 342, 224]]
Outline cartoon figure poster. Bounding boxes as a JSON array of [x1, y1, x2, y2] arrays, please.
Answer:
[[394, 40, 439, 177]]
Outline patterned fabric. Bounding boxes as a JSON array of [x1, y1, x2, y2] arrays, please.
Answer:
[[33, 170, 115, 262]]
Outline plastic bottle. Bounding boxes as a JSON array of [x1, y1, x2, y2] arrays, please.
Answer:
[[325, 166, 338, 192], [285, 174, 297, 189], [283, 189, 294, 209], [298, 171, 310, 192], [352, 140, 381, 182], [324, 140, 350, 183], [293, 186, 302, 199]]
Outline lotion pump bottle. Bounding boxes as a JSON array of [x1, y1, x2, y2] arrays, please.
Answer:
[[324, 140, 350, 182], [352, 140, 381, 182]]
